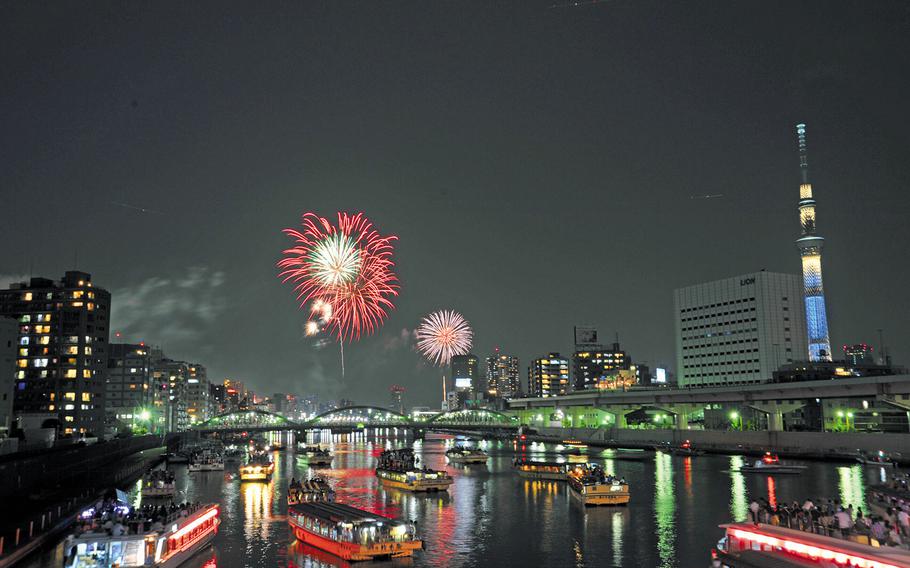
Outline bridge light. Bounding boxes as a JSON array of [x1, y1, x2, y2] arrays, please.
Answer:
[[729, 411, 739, 420]]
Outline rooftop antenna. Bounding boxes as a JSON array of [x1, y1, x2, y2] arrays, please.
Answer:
[[877, 328, 886, 366]]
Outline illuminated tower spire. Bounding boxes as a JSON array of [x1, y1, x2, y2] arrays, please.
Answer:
[[795, 123, 832, 361]]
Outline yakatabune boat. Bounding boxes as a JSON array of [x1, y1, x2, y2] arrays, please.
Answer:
[[64, 503, 219, 568], [288, 502, 422, 561], [512, 458, 570, 480], [566, 464, 630, 506], [375, 449, 452, 492]]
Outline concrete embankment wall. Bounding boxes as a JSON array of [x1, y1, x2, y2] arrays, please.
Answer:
[[530, 427, 910, 460], [0, 435, 166, 497]]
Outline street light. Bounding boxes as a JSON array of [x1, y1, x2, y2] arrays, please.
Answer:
[[729, 411, 741, 430]]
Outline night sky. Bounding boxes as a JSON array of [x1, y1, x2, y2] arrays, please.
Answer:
[[2, 1, 909, 407]]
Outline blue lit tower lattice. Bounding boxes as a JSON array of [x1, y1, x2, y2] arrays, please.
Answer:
[[795, 123, 832, 361]]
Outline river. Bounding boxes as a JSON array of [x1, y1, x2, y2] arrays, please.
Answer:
[[26, 432, 890, 568]]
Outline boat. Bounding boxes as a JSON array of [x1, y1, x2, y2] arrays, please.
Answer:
[[165, 451, 189, 464], [299, 445, 334, 466], [375, 449, 453, 492], [63, 503, 219, 568], [857, 449, 895, 467], [288, 501, 422, 561], [661, 440, 705, 456], [713, 522, 910, 567], [187, 449, 224, 472], [288, 477, 336, 505], [223, 446, 244, 462], [445, 447, 488, 464], [141, 469, 176, 498], [512, 458, 570, 480], [239, 452, 274, 482], [604, 449, 651, 461], [738, 452, 807, 475], [566, 463, 630, 506]]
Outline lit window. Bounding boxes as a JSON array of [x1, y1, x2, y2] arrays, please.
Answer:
[[64, 404, 74, 410], [66, 346, 78, 355], [32, 358, 48, 368], [72, 290, 84, 299], [23, 292, 33, 301], [19, 337, 29, 346], [83, 370, 91, 378], [84, 347, 92, 355], [65, 369, 77, 379], [16, 371, 24, 379], [18, 348, 27, 356], [48, 404, 55, 411], [20, 315, 31, 323], [64, 416, 74, 423], [81, 393, 90, 402], [17, 359, 26, 368], [39, 336, 50, 345], [72, 302, 84, 307]]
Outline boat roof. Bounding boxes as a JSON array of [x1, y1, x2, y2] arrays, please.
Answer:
[[722, 523, 910, 564], [290, 502, 398, 525]]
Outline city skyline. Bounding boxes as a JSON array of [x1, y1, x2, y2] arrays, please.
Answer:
[[1, 2, 908, 406]]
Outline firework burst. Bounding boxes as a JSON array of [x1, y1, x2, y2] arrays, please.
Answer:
[[279, 212, 398, 342], [416, 309, 473, 366]]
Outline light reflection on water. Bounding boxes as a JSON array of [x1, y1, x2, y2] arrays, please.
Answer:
[[728, 455, 748, 522], [653, 451, 676, 568], [23, 433, 885, 568]]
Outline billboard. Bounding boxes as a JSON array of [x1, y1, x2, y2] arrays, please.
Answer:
[[654, 368, 667, 383], [574, 325, 598, 345], [454, 377, 472, 389]]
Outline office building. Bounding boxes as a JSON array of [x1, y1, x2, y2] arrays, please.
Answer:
[[574, 342, 631, 391], [485, 349, 520, 399], [528, 353, 570, 398], [449, 354, 480, 409], [795, 124, 833, 361], [106, 343, 157, 430], [0, 316, 16, 436], [674, 271, 808, 387], [0, 271, 111, 435]]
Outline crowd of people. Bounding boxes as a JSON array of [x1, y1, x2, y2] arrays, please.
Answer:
[[74, 499, 205, 537], [748, 496, 909, 548]]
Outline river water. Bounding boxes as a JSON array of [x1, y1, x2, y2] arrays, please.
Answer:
[[28, 432, 889, 568]]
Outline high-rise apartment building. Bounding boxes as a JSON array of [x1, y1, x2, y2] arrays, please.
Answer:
[[795, 123, 833, 362], [528, 353, 570, 398], [184, 363, 209, 426], [674, 271, 808, 387], [0, 316, 17, 436], [106, 343, 157, 429], [0, 271, 111, 435], [485, 349, 520, 398]]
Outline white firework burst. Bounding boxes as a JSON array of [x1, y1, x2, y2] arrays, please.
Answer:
[[415, 309, 473, 366]]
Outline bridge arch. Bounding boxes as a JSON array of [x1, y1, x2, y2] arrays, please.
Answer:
[[428, 408, 519, 426], [195, 409, 299, 431], [305, 405, 410, 428]]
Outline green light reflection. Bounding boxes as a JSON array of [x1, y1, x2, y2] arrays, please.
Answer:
[[838, 465, 866, 511], [729, 456, 748, 522], [654, 451, 676, 567]]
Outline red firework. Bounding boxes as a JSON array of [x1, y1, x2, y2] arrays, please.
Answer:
[[278, 212, 398, 342]]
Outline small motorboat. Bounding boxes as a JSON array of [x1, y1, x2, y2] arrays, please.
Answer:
[[738, 452, 806, 474], [669, 440, 705, 456], [857, 450, 895, 467]]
